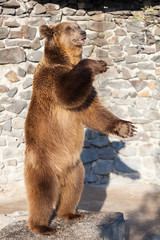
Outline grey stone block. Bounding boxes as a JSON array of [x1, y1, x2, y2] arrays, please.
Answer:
[[17, 67, 26, 77], [20, 91, 32, 100], [152, 55, 160, 63], [88, 21, 116, 32], [0, 47, 25, 64], [8, 88, 18, 98], [82, 45, 94, 58], [22, 78, 33, 89], [2, 8, 15, 15], [6, 100, 27, 114], [31, 37, 41, 50], [127, 21, 145, 32], [0, 27, 8, 39], [0, 136, 6, 146], [1, 0, 20, 8], [108, 80, 131, 89], [0, 85, 9, 93], [131, 33, 146, 45], [12, 117, 25, 129], [3, 120, 12, 132], [27, 50, 43, 62], [153, 90, 160, 100]]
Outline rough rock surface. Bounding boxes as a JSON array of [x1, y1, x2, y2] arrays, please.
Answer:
[[0, 211, 125, 240]]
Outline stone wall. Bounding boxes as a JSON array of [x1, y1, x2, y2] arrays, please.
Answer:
[[0, 0, 160, 196]]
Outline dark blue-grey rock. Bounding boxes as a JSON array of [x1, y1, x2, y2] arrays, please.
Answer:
[[6, 100, 27, 114], [85, 129, 98, 140], [81, 148, 97, 164], [84, 163, 98, 183], [111, 141, 125, 151], [7, 87, 18, 98], [91, 134, 109, 147], [93, 159, 114, 175], [0, 47, 25, 64], [98, 147, 116, 159]]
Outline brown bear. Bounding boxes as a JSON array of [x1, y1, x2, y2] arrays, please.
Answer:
[[24, 22, 136, 235]]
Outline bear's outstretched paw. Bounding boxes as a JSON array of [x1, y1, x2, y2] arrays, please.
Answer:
[[113, 120, 137, 138], [96, 60, 108, 73], [30, 225, 56, 235], [59, 212, 84, 221]]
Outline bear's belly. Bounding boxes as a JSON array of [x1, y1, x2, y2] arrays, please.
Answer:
[[41, 107, 84, 164]]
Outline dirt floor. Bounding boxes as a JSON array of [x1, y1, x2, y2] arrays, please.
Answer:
[[0, 179, 160, 240]]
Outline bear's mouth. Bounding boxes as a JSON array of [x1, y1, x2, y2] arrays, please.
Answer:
[[72, 37, 86, 45]]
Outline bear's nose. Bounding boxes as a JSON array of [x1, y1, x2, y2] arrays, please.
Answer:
[[80, 30, 86, 39]]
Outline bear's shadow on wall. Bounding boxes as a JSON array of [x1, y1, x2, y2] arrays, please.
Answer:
[[79, 129, 140, 212]]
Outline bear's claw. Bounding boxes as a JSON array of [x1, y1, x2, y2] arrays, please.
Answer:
[[113, 120, 137, 138]]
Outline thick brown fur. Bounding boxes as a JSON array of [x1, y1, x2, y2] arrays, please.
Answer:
[[24, 22, 136, 235]]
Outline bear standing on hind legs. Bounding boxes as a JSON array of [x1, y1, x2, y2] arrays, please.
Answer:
[[24, 22, 136, 235]]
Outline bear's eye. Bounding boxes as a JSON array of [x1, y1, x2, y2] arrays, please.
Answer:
[[66, 26, 72, 31]]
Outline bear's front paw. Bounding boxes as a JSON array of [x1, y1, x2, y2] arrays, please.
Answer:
[[96, 60, 108, 74], [113, 120, 137, 138]]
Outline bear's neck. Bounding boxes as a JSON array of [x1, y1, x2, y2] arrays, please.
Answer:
[[42, 42, 82, 68]]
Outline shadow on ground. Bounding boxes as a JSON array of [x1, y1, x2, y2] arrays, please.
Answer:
[[127, 191, 160, 240]]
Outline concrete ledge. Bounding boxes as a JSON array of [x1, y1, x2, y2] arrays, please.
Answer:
[[0, 211, 125, 240]]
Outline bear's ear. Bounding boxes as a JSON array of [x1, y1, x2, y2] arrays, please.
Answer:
[[40, 25, 54, 39]]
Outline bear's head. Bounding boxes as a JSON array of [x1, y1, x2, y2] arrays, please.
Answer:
[[40, 22, 86, 50]]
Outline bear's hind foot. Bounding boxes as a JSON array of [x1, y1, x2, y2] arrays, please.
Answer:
[[58, 212, 84, 221], [29, 224, 56, 235]]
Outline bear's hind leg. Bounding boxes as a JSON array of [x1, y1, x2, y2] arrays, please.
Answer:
[[24, 161, 59, 235], [56, 160, 85, 221]]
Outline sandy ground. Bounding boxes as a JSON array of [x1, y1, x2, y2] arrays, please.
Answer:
[[0, 179, 160, 240]]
